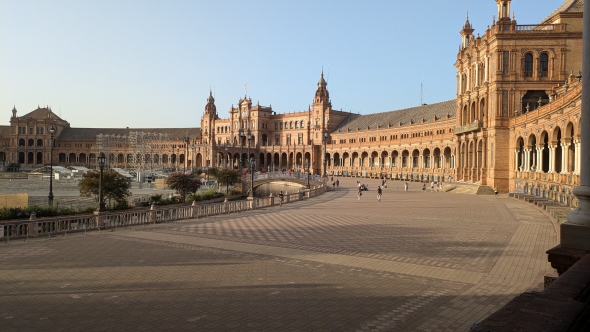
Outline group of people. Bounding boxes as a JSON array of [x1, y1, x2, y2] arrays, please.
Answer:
[[330, 177, 340, 188]]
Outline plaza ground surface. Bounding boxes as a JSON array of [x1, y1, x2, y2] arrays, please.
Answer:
[[0, 178, 558, 331]]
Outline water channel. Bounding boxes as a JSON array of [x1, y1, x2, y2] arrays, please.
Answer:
[[253, 181, 307, 198]]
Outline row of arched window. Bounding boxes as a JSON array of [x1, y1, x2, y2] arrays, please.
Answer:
[[18, 138, 44, 147], [274, 120, 306, 130]]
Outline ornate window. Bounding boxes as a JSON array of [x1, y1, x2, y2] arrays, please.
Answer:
[[524, 53, 533, 77], [539, 53, 549, 77]]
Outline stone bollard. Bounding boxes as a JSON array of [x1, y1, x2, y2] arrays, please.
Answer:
[[29, 212, 37, 221], [191, 200, 197, 218], [269, 192, 275, 206]]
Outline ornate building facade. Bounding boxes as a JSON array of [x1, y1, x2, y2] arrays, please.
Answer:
[[0, 0, 584, 206]]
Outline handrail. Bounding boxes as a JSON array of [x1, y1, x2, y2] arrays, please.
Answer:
[[1, 183, 329, 243]]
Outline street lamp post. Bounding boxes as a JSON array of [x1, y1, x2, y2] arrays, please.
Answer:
[[48, 125, 56, 206], [323, 131, 328, 178], [97, 152, 107, 212], [306, 160, 310, 189], [226, 175, 230, 194], [247, 132, 252, 169], [183, 135, 189, 173], [239, 130, 245, 170], [249, 158, 255, 198]]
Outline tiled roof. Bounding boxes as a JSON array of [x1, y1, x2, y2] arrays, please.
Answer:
[[541, 0, 584, 24], [58, 127, 201, 141], [332, 100, 455, 133]]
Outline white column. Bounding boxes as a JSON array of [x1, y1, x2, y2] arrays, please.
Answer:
[[561, 143, 569, 174], [515, 150, 520, 171], [536, 147, 543, 172], [475, 64, 479, 87], [548, 147, 556, 173], [523, 149, 530, 172]]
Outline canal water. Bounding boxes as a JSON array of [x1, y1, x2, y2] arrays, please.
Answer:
[[253, 181, 307, 198]]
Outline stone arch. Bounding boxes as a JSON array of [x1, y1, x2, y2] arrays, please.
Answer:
[[370, 151, 379, 167], [28, 139, 34, 147], [433, 148, 441, 168], [391, 150, 399, 168], [540, 131, 549, 173], [36, 139, 43, 147], [343, 152, 350, 167], [361, 151, 369, 167], [27, 151, 34, 164], [36, 152, 43, 164], [411, 149, 419, 168], [18, 151, 25, 164], [333, 152, 340, 167], [351, 152, 359, 168], [79, 153, 87, 164], [470, 101, 477, 122], [401, 150, 410, 168], [380, 151, 388, 168], [69, 153, 76, 163], [423, 148, 431, 168]]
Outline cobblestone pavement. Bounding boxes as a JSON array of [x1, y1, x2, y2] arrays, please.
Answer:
[[0, 177, 557, 331]]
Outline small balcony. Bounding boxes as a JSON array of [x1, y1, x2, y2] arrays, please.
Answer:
[[454, 121, 482, 135]]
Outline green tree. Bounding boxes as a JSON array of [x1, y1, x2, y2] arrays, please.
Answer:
[[216, 168, 240, 186], [78, 170, 132, 209], [165, 172, 202, 202]]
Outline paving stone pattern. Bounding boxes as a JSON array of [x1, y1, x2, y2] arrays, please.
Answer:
[[0, 178, 557, 331]]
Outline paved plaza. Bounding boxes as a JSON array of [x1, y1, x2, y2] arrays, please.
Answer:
[[0, 177, 558, 331]]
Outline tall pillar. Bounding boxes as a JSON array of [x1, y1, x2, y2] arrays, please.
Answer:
[[561, 143, 569, 174], [548, 147, 556, 173], [548, 1, 590, 274], [514, 150, 520, 171], [536, 147, 543, 172], [575, 140, 581, 175], [523, 149, 530, 172]]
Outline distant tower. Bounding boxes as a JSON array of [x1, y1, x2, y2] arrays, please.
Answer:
[[312, 71, 332, 139], [11, 105, 17, 118], [460, 12, 474, 49], [201, 90, 217, 145]]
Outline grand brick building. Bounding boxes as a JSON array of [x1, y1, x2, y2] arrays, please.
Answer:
[[0, 0, 584, 206]]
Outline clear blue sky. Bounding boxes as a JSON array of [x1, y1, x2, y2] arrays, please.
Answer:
[[0, 0, 563, 128]]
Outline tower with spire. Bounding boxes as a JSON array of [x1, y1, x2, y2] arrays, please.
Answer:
[[200, 90, 218, 146], [312, 70, 332, 140], [460, 12, 474, 49]]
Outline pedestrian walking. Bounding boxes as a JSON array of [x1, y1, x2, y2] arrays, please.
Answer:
[[422, 183, 426, 191], [377, 186, 382, 201], [336, 178, 339, 188], [430, 181, 434, 192], [332, 180, 335, 188], [357, 186, 363, 200], [494, 186, 498, 198], [404, 181, 408, 192], [278, 191, 284, 207]]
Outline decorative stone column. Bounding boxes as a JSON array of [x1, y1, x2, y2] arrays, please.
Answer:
[[548, 1, 590, 275], [523, 149, 531, 172], [537, 147, 543, 172], [514, 150, 520, 171], [561, 143, 569, 174], [548, 146, 556, 173]]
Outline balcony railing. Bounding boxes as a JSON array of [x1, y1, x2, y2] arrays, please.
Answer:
[[454, 121, 482, 135], [516, 24, 555, 32]]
